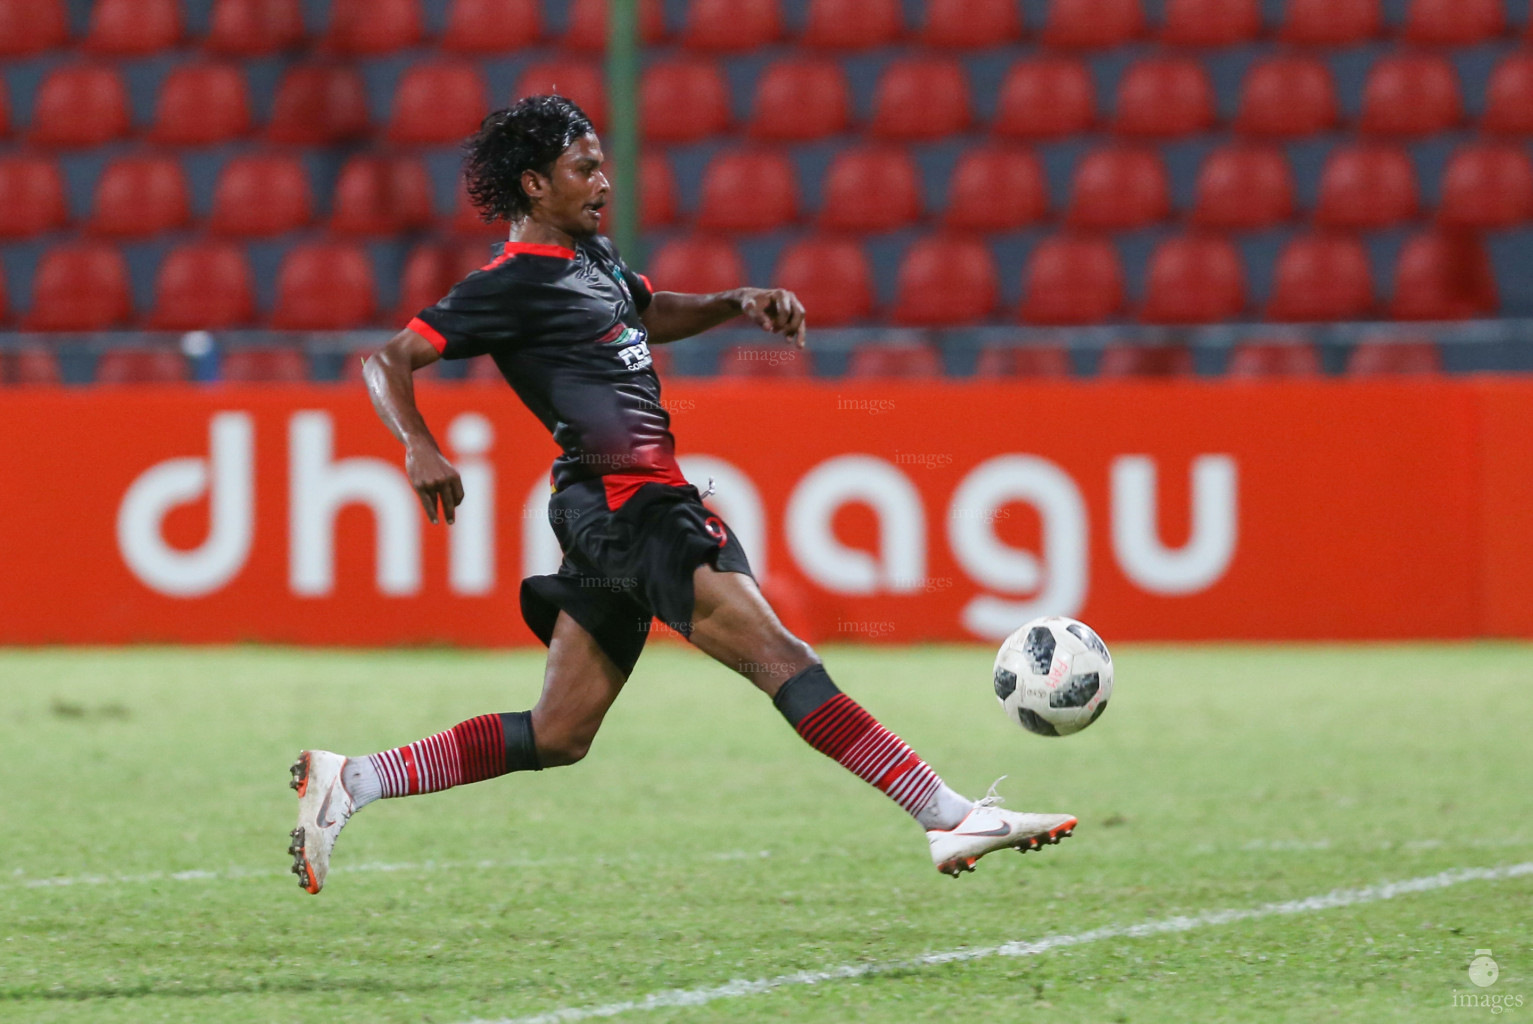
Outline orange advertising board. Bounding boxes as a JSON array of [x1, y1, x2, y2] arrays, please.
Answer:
[[0, 378, 1527, 644]]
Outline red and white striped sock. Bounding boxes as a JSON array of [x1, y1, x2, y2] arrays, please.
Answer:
[[343, 712, 539, 810], [776, 667, 972, 831]]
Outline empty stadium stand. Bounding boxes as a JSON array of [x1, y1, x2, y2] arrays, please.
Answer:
[[0, 0, 1530, 382]]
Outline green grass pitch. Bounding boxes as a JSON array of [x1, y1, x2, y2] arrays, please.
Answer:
[[2, 643, 1529, 1023]]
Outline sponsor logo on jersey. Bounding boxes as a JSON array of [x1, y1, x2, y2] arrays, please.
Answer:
[[604, 324, 653, 371]]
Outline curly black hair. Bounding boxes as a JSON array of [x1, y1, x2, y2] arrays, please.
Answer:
[[462, 95, 595, 223]]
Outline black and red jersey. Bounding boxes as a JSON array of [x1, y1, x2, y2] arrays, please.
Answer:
[[409, 235, 684, 507]]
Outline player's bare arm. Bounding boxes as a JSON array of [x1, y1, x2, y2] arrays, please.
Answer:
[[642, 287, 807, 347], [362, 328, 463, 526]]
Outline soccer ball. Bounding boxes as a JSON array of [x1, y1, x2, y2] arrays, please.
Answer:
[[993, 616, 1113, 737]]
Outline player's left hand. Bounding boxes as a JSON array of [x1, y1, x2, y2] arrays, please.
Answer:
[[738, 288, 806, 349]]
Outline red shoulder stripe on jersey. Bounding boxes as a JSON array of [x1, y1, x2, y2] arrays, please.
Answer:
[[407, 316, 447, 354], [639, 274, 653, 293], [479, 242, 578, 272]]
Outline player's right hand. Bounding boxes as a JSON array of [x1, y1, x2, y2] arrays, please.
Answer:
[[406, 445, 464, 525]]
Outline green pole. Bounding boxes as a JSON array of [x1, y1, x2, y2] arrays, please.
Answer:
[[606, 0, 641, 263]]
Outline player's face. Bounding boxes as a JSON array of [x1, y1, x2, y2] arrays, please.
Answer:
[[541, 134, 610, 238]]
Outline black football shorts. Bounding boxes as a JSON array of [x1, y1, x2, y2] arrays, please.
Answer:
[[519, 479, 755, 677]]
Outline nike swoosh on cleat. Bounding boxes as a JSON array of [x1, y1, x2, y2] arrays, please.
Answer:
[[316, 788, 337, 829], [954, 824, 1013, 837]]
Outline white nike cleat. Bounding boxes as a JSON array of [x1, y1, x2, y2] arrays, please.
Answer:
[[288, 750, 355, 895], [927, 787, 1076, 878]]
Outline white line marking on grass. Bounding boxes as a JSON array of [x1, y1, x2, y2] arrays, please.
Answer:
[[460, 861, 1533, 1024], [3, 850, 775, 892]]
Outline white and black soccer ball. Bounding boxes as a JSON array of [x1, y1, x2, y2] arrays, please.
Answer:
[[993, 616, 1113, 737]]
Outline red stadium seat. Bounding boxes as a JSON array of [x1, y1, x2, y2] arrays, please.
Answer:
[[1389, 231, 1497, 320], [995, 58, 1096, 139], [450, 187, 503, 237], [1439, 144, 1533, 229], [1405, 0, 1503, 44], [748, 59, 850, 141], [684, 0, 780, 50], [649, 237, 747, 295], [85, 0, 180, 54], [819, 146, 922, 232], [6, 348, 64, 386], [696, 151, 797, 232], [1067, 147, 1170, 230], [923, 0, 1022, 47], [870, 58, 971, 140], [847, 343, 942, 378], [803, 0, 902, 49], [1361, 54, 1462, 137], [513, 61, 606, 127], [0, 156, 67, 237], [0, 0, 68, 56], [1345, 340, 1441, 375], [642, 60, 730, 143], [719, 344, 811, 378], [1316, 145, 1419, 229], [1280, 0, 1380, 43], [152, 64, 252, 145], [396, 243, 473, 320], [974, 345, 1073, 378], [389, 64, 487, 145], [211, 154, 313, 236], [25, 243, 131, 331], [639, 153, 677, 228], [1192, 146, 1295, 230], [1020, 236, 1124, 325], [892, 236, 999, 326], [1140, 235, 1246, 324], [222, 347, 309, 382], [30, 66, 130, 148], [325, 0, 421, 54], [150, 242, 256, 330], [330, 156, 435, 235], [1236, 56, 1338, 138], [89, 156, 190, 238], [1098, 344, 1194, 377], [273, 243, 375, 329], [1162, 0, 1260, 45], [1043, 0, 1143, 47], [773, 237, 873, 326], [207, 0, 305, 55], [1267, 233, 1374, 321], [944, 146, 1048, 232], [564, 0, 664, 50], [268, 65, 371, 144], [442, 0, 540, 51], [1113, 58, 1215, 138], [95, 349, 189, 384], [1225, 341, 1322, 377], [595, 153, 678, 230], [1483, 54, 1533, 135]]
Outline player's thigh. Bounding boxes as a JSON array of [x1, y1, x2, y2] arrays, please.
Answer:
[[531, 610, 630, 765], [689, 564, 817, 696]]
